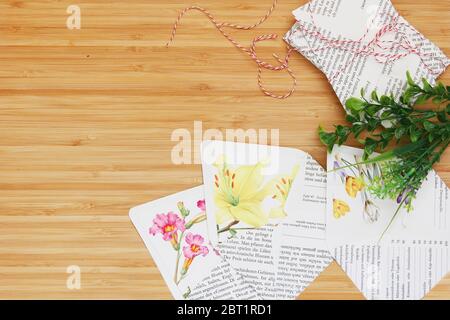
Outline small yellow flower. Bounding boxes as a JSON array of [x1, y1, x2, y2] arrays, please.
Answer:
[[333, 199, 350, 219], [345, 176, 364, 198], [268, 164, 300, 219]]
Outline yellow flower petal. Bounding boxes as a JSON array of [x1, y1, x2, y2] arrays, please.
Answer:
[[333, 199, 350, 219], [233, 163, 265, 200], [345, 176, 364, 198], [215, 207, 234, 225], [228, 200, 268, 228]]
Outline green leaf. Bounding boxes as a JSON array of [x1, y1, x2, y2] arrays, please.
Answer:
[[335, 125, 350, 145], [345, 115, 358, 123], [345, 97, 366, 113], [381, 110, 392, 120], [436, 82, 446, 95], [371, 90, 379, 102], [368, 118, 379, 131], [363, 138, 378, 159], [380, 95, 391, 105], [433, 96, 443, 105], [423, 121, 436, 132], [406, 71, 415, 87], [437, 111, 447, 123], [409, 127, 421, 143], [395, 127, 406, 139], [351, 124, 365, 138], [428, 133, 435, 143], [318, 126, 337, 152], [366, 104, 382, 116], [414, 94, 428, 106], [422, 78, 432, 92], [422, 111, 436, 119], [381, 130, 394, 140]]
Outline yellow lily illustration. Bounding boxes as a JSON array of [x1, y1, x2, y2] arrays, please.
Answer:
[[333, 199, 350, 218], [213, 158, 273, 228], [268, 164, 300, 218], [345, 176, 364, 198]]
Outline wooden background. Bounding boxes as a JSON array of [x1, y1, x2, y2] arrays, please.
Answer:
[[0, 0, 449, 299]]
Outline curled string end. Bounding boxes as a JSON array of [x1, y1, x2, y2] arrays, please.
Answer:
[[165, 1, 297, 99]]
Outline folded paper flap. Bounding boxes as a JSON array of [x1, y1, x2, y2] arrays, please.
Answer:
[[292, 0, 398, 42], [326, 146, 450, 299], [326, 145, 450, 247], [332, 243, 449, 300]]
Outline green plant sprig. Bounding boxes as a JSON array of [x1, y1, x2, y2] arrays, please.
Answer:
[[319, 72, 450, 211]]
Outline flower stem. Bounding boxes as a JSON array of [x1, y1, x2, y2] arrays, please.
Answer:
[[377, 198, 406, 244], [174, 231, 185, 284], [217, 220, 239, 234]]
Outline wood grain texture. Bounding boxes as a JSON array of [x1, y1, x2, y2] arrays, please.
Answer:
[[0, 0, 449, 300]]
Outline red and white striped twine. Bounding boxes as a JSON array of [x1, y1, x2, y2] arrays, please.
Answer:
[[166, 1, 297, 99], [294, 5, 447, 82]]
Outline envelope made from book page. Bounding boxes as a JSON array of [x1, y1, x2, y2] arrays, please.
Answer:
[[285, 0, 449, 109], [201, 140, 332, 299], [326, 145, 449, 300], [129, 186, 260, 300]]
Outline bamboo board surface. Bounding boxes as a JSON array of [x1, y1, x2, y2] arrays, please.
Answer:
[[0, 0, 449, 299]]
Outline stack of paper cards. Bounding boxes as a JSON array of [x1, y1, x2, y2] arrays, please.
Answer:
[[285, 0, 449, 108], [326, 145, 450, 300], [130, 141, 449, 300], [130, 141, 332, 300]]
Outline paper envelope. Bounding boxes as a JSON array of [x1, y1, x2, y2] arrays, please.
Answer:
[[129, 186, 259, 300], [285, 0, 449, 109], [201, 140, 332, 299], [326, 145, 450, 300]]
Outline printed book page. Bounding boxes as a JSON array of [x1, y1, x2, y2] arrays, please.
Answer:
[[285, 0, 449, 108], [201, 140, 305, 299], [129, 186, 259, 300], [201, 141, 332, 299], [326, 145, 450, 299], [276, 154, 332, 299]]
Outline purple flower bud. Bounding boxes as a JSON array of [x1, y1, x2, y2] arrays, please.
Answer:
[[397, 188, 412, 205], [334, 161, 346, 180], [396, 192, 403, 204], [405, 195, 411, 205]]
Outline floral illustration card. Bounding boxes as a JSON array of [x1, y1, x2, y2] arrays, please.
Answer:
[[326, 145, 450, 299], [201, 140, 331, 299], [129, 185, 259, 300], [201, 140, 303, 246]]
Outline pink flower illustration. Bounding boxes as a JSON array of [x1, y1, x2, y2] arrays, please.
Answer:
[[181, 233, 209, 273], [196, 199, 206, 211], [149, 212, 186, 244]]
